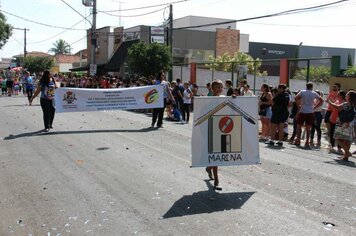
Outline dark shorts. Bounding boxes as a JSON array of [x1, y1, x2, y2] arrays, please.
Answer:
[[324, 110, 332, 123], [6, 80, 13, 88], [271, 112, 289, 124], [297, 113, 314, 126]]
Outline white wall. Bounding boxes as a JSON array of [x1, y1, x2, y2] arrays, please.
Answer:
[[174, 16, 236, 32], [59, 63, 74, 73]]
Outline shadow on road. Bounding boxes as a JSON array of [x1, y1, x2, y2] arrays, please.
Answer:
[[3, 127, 157, 140], [161, 180, 255, 219], [324, 159, 356, 168], [3, 104, 40, 107]]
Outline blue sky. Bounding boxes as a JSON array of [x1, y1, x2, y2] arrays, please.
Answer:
[[1, 0, 356, 59]]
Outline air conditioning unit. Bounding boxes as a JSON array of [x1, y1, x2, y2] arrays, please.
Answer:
[[82, 0, 93, 7]]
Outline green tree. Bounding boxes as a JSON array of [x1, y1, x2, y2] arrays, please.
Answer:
[[0, 12, 13, 49], [344, 66, 356, 77], [127, 42, 171, 77], [206, 52, 267, 76], [49, 39, 72, 55], [292, 66, 331, 83], [22, 56, 55, 74]]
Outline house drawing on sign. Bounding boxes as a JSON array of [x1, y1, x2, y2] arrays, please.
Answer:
[[194, 100, 256, 154], [194, 100, 256, 126]]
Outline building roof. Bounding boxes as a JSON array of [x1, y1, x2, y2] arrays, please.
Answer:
[[54, 54, 81, 64], [13, 51, 51, 58]]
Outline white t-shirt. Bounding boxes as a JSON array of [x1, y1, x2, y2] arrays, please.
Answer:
[[298, 90, 321, 113], [243, 90, 254, 96], [183, 88, 192, 104], [159, 80, 169, 98]]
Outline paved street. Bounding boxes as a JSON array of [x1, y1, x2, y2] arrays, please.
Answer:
[[0, 95, 355, 236]]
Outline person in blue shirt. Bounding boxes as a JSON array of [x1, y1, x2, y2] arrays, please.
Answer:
[[23, 71, 34, 103]]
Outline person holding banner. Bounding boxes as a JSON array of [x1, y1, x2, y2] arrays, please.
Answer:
[[205, 80, 225, 191], [151, 71, 174, 128], [30, 70, 57, 132]]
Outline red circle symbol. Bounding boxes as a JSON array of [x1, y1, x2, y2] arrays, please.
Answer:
[[219, 116, 234, 133]]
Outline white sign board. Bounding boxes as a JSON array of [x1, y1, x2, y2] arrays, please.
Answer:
[[55, 85, 164, 113], [90, 64, 97, 76], [151, 36, 165, 44], [150, 27, 165, 35], [191, 96, 260, 167]]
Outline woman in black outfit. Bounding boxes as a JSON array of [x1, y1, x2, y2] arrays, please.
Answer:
[[30, 70, 57, 132], [265, 84, 290, 147]]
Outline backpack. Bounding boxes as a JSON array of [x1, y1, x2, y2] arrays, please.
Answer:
[[338, 104, 355, 123]]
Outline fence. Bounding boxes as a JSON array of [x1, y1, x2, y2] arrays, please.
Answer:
[[173, 57, 333, 96]]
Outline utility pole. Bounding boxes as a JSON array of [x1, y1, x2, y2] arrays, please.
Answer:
[[91, 0, 97, 66], [82, 0, 96, 75], [24, 29, 27, 58], [168, 4, 173, 82], [13, 28, 29, 58]]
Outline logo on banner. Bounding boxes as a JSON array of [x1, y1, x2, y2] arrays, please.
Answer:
[[63, 91, 77, 104], [208, 115, 242, 154], [144, 89, 159, 104]]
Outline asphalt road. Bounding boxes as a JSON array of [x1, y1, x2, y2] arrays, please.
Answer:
[[0, 95, 355, 236]]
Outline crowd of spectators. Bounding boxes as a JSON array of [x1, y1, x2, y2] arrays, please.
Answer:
[[1, 68, 355, 160]]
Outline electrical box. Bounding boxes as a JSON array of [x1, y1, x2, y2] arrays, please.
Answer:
[[82, 0, 93, 6]]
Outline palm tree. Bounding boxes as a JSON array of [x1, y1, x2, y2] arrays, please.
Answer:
[[49, 39, 72, 55]]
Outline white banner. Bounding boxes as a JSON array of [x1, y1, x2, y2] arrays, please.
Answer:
[[191, 96, 260, 167], [55, 85, 164, 113]]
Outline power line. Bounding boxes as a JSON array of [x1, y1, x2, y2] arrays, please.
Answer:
[[68, 35, 87, 46], [98, 7, 167, 18], [173, 0, 351, 30], [99, 0, 188, 12], [28, 15, 92, 45], [0, 9, 87, 30], [60, 0, 92, 26], [10, 36, 23, 47], [243, 21, 356, 28]]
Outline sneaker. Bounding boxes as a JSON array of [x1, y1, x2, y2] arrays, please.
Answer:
[[214, 185, 222, 191], [44, 128, 50, 132], [265, 140, 275, 146], [213, 180, 222, 191], [259, 137, 267, 142], [276, 141, 283, 147]]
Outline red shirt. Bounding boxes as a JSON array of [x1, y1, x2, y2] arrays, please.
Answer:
[[330, 99, 344, 124], [327, 91, 338, 111]]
